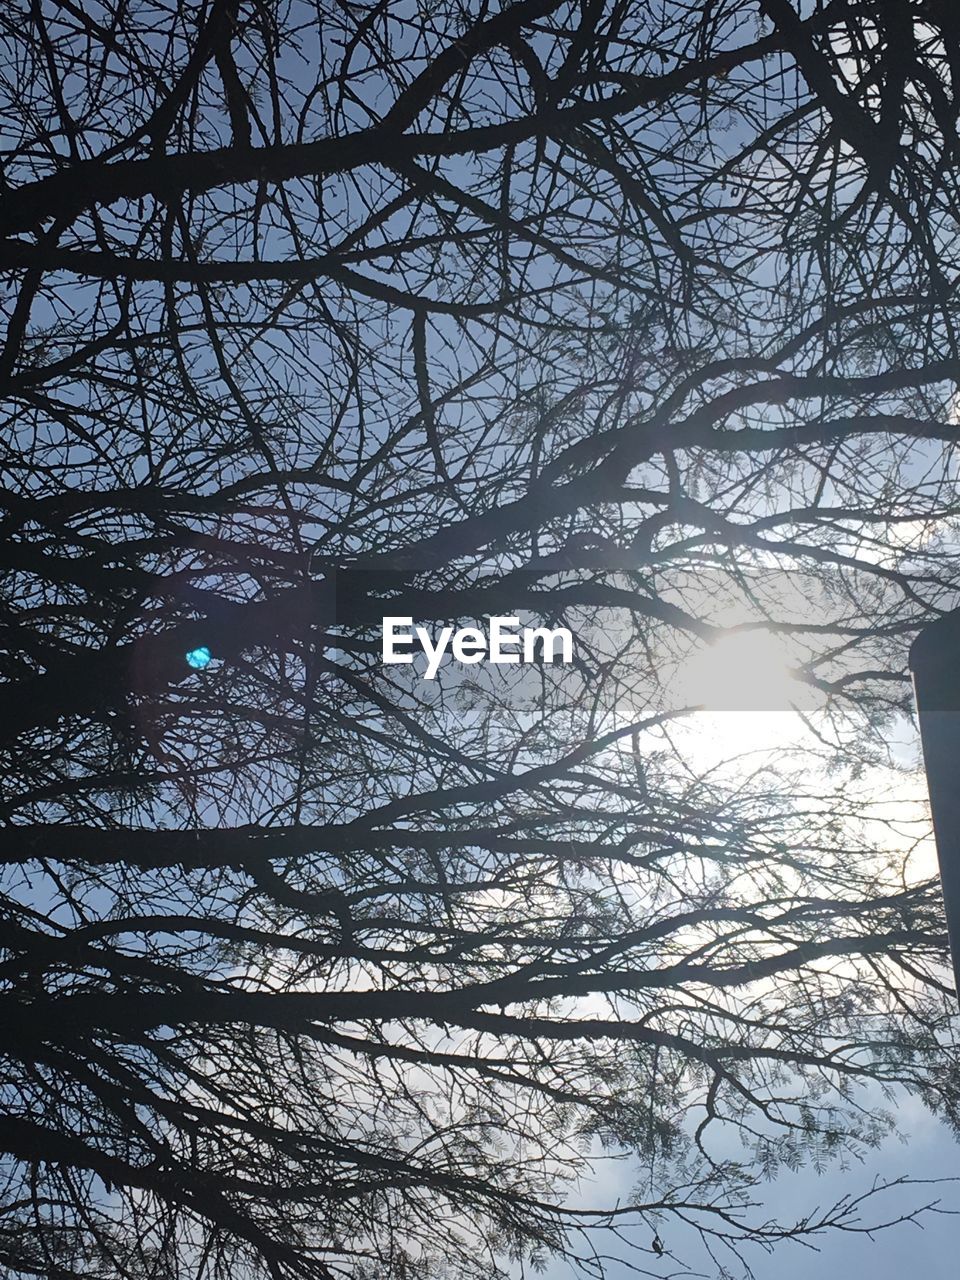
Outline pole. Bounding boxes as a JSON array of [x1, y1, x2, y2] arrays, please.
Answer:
[[910, 609, 960, 995]]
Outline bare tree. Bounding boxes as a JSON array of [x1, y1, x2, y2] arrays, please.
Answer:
[[1, 1, 959, 1277]]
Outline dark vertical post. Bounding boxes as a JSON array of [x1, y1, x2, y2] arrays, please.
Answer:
[[910, 610, 960, 995]]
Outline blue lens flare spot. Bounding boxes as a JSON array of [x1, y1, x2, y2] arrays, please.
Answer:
[[185, 646, 212, 670]]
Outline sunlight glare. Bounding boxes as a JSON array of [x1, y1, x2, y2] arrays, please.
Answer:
[[681, 629, 800, 712], [671, 629, 816, 761]]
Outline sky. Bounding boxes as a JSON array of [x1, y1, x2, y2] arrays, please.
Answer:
[[5, 6, 960, 1277], [538, 1100, 960, 1280], [528, 646, 960, 1280]]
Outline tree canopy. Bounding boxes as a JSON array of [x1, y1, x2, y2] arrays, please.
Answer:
[[1, 1, 960, 1277]]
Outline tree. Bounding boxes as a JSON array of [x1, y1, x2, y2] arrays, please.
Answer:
[[1, 0, 959, 1276]]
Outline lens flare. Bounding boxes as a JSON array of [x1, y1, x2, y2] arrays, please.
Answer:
[[185, 646, 212, 670]]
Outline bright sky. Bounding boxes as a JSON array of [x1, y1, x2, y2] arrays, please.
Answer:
[[527, 626, 960, 1279], [536, 1096, 960, 1280]]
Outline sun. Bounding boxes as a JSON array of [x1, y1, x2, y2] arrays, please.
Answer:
[[671, 629, 817, 762], [680, 629, 801, 712]]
